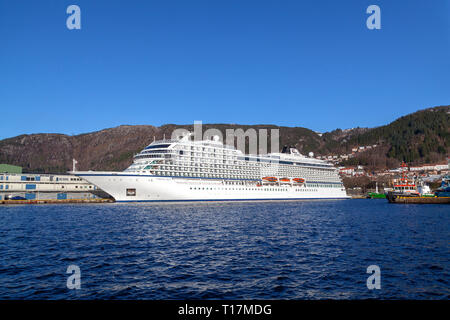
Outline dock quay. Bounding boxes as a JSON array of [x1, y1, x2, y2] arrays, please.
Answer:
[[0, 198, 114, 205], [351, 195, 367, 199], [387, 196, 450, 204]]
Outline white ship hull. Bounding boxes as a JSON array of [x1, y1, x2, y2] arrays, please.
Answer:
[[74, 172, 350, 202]]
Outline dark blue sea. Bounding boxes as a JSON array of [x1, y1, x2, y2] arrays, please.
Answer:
[[0, 199, 448, 299]]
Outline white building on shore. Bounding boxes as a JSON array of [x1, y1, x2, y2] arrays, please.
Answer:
[[0, 173, 105, 200], [409, 163, 449, 172]]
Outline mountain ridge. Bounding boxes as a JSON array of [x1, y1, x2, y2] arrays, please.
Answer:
[[0, 105, 448, 173]]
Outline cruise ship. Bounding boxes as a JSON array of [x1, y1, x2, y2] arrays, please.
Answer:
[[72, 134, 349, 202]]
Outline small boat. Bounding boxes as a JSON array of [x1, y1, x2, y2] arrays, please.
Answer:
[[435, 175, 450, 197], [367, 182, 386, 199], [262, 177, 278, 182], [367, 192, 386, 199], [279, 177, 291, 183], [292, 178, 305, 184], [416, 180, 434, 197]]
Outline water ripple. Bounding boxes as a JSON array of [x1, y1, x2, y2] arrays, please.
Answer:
[[0, 200, 448, 299]]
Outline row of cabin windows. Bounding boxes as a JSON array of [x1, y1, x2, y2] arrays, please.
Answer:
[[175, 146, 330, 169], [139, 146, 333, 166], [188, 186, 323, 192], [154, 162, 335, 176], [178, 145, 234, 153], [136, 154, 334, 175], [173, 157, 334, 174], [143, 152, 332, 172], [150, 169, 340, 184]]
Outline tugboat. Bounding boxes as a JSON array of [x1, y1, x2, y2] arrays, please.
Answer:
[[387, 165, 450, 204], [386, 163, 420, 203]]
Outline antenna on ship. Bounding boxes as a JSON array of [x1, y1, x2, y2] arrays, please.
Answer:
[[163, 133, 166, 140], [72, 158, 78, 172], [153, 136, 155, 142]]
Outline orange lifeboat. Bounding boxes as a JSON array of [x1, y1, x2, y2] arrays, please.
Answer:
[[293, 178, 305, 184], [262, 177, 278, 182], [280, 178, 291, 183]]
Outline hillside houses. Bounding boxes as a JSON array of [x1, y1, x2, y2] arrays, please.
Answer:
[[338, 159, 449, 178], [317, 144, 379, 164]]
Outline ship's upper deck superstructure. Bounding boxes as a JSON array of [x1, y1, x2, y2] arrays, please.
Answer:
[[124, 135, 342, 186]]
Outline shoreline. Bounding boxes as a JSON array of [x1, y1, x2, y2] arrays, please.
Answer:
[[0, 198, 114, 205]]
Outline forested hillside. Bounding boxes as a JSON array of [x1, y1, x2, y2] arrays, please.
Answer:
[[0, 106, 448, 173]]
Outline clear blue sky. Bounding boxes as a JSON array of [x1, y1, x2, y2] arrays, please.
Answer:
[[0, 0, 449, 139]]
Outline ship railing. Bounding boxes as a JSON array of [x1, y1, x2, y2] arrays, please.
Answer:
[[151, 139, 180, 144], [151, 139, 238, 150]]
